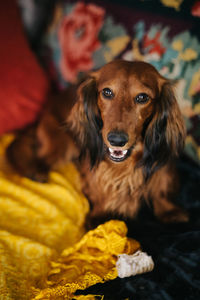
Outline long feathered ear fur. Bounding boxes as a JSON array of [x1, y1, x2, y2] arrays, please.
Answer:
[[142, 81, 186, 180], [67, 76, 104, 167]]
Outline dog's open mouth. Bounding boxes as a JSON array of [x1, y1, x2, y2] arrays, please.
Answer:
[[107, 147, 130, 162]]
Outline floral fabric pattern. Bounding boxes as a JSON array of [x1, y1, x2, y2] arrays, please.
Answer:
[[191, 1, 200, 17], [43, 0, 200, 163], [160, 0, 184, 10], [58, 2, 105, 82]]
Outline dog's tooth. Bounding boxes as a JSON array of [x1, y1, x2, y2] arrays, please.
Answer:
[[122, 150, 128, 155]]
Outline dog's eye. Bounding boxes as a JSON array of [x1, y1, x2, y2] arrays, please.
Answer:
[[102, 88, 114, 99], [135, 93, 149, 104]]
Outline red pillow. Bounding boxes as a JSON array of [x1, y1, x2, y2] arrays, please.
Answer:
[[0, 0, 49, 135]]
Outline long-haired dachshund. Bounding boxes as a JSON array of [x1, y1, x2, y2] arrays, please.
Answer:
[[6, 60, 189, 225]]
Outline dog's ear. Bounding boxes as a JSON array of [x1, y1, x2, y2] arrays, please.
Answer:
[[142, 81, 186, 180], [67, 75, 104, 167]]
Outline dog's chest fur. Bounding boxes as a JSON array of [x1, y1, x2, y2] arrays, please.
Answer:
[[80, 158, 145, 218]]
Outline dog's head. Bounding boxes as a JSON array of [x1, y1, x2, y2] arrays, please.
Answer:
[[68, 60, 185, 179]]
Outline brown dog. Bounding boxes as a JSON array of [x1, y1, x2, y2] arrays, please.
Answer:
[[6, 60, 188, 225]]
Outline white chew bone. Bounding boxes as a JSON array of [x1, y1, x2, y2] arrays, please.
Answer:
[[116, 250, 154, 278]]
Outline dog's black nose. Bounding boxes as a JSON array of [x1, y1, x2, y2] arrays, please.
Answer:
[[107, 131, 129, 147]]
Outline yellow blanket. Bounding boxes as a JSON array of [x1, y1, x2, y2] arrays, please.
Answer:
[[0, 135, 141, 299]]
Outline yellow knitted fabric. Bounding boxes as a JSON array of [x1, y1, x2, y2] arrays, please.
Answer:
[[0, 135, 89, 299], [0, 135, 141, 299], [33, 220, 141, 299]]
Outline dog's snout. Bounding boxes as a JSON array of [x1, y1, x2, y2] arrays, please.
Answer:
[[107, 131, 129, 147]]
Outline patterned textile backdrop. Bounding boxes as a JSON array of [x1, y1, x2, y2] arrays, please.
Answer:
[[40, 0, 200, 164]]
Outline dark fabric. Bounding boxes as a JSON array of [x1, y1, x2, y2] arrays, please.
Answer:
[[77, 156, 200, 299]]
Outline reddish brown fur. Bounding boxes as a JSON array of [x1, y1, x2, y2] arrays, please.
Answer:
[[6, 60, 188, 225]]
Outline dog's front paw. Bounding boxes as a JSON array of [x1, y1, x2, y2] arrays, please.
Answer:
[[158, 207, 189, 223], [85, 210, 113, 231]]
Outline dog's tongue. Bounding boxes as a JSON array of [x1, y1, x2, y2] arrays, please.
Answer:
[[109, 148, 128, 159]]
